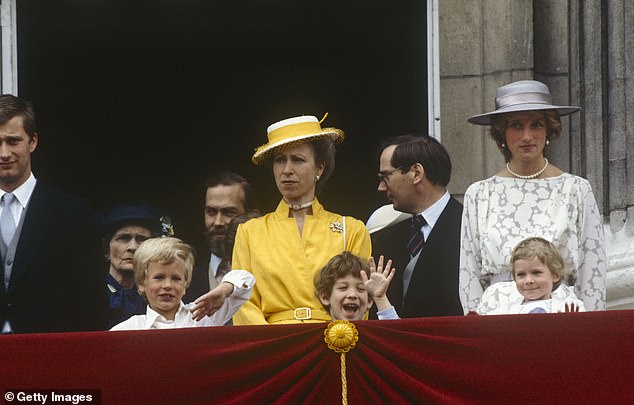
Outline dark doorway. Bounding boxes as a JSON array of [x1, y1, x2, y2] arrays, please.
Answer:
[[16, 0, 428, 250]]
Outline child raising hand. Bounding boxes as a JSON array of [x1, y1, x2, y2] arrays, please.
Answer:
[[315, 252, 399, 321]]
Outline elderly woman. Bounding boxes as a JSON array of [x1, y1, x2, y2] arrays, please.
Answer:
[[98, 203, 161, 329], [460, 80, 606, 313], [232, 115, 371, 324]]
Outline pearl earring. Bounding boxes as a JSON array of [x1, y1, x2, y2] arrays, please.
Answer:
[[546, 140, 550, 145], [501, 143, 506, 148], [315, 175, 321, 182]]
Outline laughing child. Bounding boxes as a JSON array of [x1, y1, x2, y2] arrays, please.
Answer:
[[314, 252, 399, 320]]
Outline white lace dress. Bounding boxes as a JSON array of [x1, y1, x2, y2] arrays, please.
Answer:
[[459, 173, 606, 312]]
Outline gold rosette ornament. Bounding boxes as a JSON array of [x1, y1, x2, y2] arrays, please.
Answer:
[[324, 320, 358, 404], [324, 320, 358, 352]]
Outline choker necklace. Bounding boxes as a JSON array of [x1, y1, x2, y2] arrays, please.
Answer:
[[507, 158, 549, 179], [286, 200, 314, 210]]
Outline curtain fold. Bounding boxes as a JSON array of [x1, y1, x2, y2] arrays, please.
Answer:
[[1, 311, 632, 404]]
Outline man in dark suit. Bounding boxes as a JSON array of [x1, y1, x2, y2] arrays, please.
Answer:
[[0, 94, 105, 333], [371, 134, 463, 318], [185, 171, 258, 302]]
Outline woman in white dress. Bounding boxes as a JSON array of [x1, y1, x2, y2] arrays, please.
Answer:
[[460, 80, 606, 313]]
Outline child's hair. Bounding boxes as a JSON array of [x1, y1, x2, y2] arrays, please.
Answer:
[[510, 237, 568, 290], [314, 252, 370, 311], [133, 237, 196, 288]]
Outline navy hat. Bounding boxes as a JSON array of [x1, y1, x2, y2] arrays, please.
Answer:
[[97, 203, 162, 238]]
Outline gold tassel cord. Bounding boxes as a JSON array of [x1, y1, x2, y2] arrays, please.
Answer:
[[324, 320, 358, 405], [340, 353, 347, 405]]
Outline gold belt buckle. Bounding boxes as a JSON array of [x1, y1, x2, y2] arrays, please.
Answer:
[[294, 307, 312, 320]]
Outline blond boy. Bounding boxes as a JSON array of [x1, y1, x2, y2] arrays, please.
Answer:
[[110, 237, 254, 330]]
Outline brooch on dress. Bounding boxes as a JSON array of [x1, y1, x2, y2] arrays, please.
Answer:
[[329, 221, 344, 233]]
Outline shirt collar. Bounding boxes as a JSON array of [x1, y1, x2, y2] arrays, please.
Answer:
[[1, 173, 37, 209], [210, 254, 222, 276], [106, 272, 123, 290], [415, 191, 450, 229], [106, 272, 139, 293], [144, 301, 188, 329]]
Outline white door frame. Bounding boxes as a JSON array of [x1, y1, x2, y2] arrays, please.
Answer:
[[427, 0, 440, 140], [0, 0, 17, 95]]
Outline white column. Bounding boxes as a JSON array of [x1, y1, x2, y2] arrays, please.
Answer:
[[0, 0, 18, 95], [427, 0, 440, 140]]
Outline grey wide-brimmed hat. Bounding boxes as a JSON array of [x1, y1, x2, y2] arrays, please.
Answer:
[[467, 80, 581, 125]]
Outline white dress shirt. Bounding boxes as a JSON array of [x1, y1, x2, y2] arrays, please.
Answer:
[[2, 173, 36, 333], [0, 173, 36, 230], [110, 269, 255, 330]]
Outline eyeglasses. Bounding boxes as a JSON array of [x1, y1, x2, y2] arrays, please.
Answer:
[[377, 167, 403, 184]]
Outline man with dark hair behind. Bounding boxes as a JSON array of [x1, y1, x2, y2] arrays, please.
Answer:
[[0, 94, 105, 333], [372, 134, 463, 318], [185, 171, 258, 301]]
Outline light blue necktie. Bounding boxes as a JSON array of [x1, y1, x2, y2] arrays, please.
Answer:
[[1, 193, 16, 245]]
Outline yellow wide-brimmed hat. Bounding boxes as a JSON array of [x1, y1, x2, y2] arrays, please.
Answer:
[[252, 115, 344, 165]]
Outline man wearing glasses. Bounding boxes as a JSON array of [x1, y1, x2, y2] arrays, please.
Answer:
[[372, 134, 463, 318]]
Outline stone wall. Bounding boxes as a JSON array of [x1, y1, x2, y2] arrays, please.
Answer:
[[440, 0, 534, 194]]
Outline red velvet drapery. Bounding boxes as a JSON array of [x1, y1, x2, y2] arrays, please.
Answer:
[[1, 310, 632, 404]]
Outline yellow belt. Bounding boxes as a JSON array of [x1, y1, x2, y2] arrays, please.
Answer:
[[266, 307, 331, 323]]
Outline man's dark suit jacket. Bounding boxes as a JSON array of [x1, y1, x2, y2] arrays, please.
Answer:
[[184, 251, 212, 303], [0, 183, 106, 333], [371, 197, 463, 318]]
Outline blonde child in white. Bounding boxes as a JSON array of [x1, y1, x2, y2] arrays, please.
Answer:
[[111, 237, 254, 330], [479, 237, 585, 315]]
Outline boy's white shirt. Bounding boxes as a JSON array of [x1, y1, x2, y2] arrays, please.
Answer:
[[477, 281, 586, 315], [110, 270, 255, 330]]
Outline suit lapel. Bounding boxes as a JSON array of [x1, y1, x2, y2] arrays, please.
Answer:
[[8, 184, 51, 295], [372, 219, 410, 311], [405, 198, 462, 303], [418, 199, 457, 250]]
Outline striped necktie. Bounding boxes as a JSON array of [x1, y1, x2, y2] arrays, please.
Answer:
[[407, 214, 426, 257], [216, 258, 231, 285]]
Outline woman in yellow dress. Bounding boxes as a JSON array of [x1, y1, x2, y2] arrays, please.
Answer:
[[232, 115, 371, 324]]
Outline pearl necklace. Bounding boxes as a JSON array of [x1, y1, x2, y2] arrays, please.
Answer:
[[286, 200, 314, 210], [506, 158, 549, 179]]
